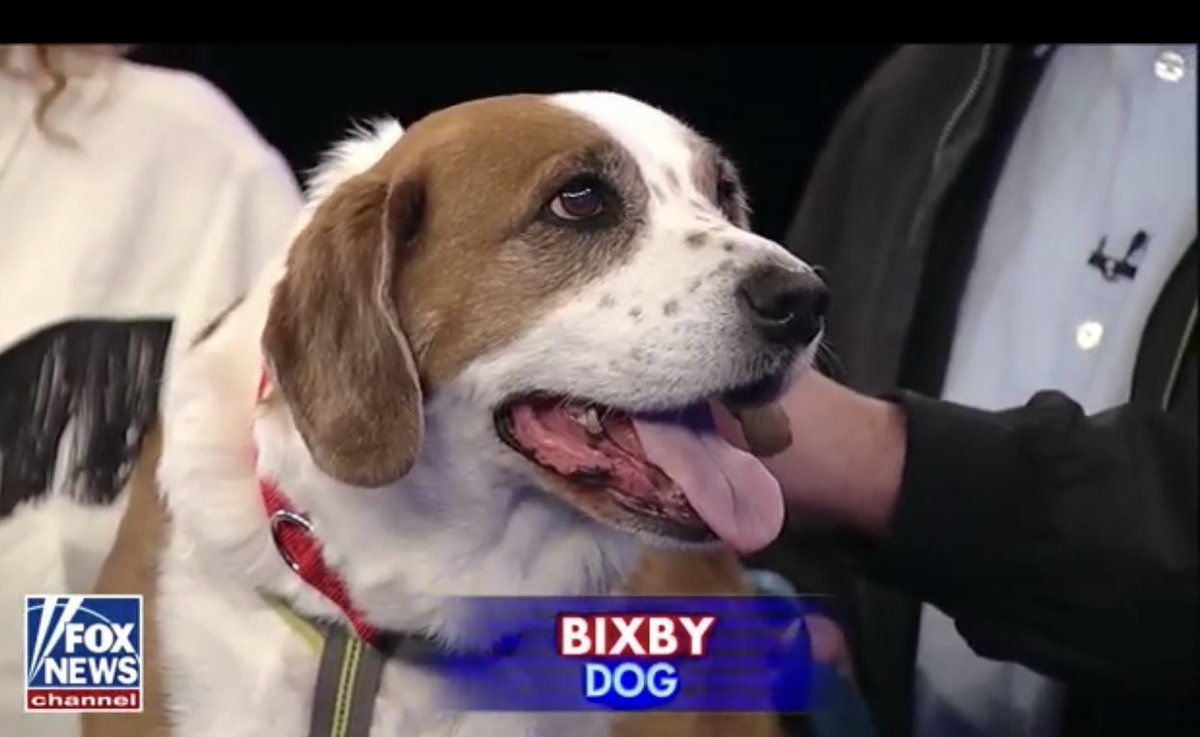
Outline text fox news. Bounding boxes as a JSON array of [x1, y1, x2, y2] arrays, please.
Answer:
[[24, 595, 143, 713], [439, 595, 817, 713]]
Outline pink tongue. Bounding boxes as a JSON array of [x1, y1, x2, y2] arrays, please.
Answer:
[[631, 412, 784, 553]]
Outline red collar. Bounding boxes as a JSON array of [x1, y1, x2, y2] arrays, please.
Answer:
[[255, 367, 381, 646]]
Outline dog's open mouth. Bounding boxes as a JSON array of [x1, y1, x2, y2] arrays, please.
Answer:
[[495, 376, 789, 553]]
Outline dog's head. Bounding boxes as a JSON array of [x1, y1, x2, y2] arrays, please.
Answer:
[[262, 92, 826, 557]]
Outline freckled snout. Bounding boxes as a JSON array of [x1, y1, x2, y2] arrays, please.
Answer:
[[737, 264, 829, 347]]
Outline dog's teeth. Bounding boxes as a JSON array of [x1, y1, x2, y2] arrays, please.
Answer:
[[563, 404, 604, 434], [582, 408, 603, 435]]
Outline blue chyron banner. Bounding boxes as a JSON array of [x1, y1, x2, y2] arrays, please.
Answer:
[[412, 595, 831, 713]]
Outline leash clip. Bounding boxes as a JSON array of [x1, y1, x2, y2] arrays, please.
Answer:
[[270, 509, 315, 573]]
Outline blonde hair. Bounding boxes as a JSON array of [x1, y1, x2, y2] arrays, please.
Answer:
[[0, 44, 132, 143]]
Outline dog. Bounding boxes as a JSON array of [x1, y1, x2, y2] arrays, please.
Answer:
[[144, 91, 827, 737]]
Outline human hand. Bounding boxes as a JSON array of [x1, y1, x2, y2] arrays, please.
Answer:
[[714, 368, 906, 536]]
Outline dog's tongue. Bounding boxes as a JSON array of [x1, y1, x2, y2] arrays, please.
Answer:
[[632, 407, 784, 553]]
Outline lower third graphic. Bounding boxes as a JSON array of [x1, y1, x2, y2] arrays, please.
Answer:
[[24, 595, 143, 713]]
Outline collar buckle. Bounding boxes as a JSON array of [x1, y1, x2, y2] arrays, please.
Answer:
[[270, 508, 314, 574]]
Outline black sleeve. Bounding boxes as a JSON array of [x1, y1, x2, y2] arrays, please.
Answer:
[[859, 390, 1198, 699]]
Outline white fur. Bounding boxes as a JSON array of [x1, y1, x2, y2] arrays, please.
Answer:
[[155, 94, 816, 737]]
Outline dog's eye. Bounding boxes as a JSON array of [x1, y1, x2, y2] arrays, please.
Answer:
[[549, 178, 606, 222]]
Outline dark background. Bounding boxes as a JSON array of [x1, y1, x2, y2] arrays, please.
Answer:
[[131, 44, 895, 241]]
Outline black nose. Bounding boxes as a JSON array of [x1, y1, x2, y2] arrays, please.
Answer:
[[738, 265, 830, 346]]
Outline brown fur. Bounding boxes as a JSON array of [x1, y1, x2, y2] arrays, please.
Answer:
[[263, 173, 427, 487], [81, 424, 170, 737], [688, 138, 751, 230], [263, 95, 649, 488]]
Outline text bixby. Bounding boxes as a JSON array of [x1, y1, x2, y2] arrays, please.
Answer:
[[556, 613, 716, 707]]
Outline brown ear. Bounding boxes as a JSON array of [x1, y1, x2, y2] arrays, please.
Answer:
[[262, 172, 425, 487]]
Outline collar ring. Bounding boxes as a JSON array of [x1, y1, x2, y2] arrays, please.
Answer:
[[270, 509, 315, 574]]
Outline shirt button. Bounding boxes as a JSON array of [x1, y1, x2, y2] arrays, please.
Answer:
[[1076, 320, 1104, 350], [1155, 49, 1186, 82]]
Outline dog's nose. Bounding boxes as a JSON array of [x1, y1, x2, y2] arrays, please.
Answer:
[[738, 265, 829, 346]]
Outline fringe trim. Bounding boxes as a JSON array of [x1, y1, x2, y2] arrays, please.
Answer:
[[0, 320, 171, 516]]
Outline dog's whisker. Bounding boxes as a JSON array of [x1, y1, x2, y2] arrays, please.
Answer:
[[815, 339, 846, 379]]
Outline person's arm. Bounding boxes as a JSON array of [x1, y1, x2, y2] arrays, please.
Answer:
[[721, 371, 1197, 698]]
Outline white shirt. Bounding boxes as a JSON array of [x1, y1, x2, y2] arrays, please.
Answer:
[[0, 47, 303, 374], [914, 44, 1197, 737], [0, 46, 304, 737]]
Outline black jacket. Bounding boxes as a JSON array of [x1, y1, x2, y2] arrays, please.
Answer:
[[766, 45, 1198, 737]]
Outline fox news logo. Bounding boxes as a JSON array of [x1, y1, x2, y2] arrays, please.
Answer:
[[24, 595, 143, 713]]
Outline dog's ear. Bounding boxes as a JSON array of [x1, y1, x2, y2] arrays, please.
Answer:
[[262, 171, 425, 488]]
